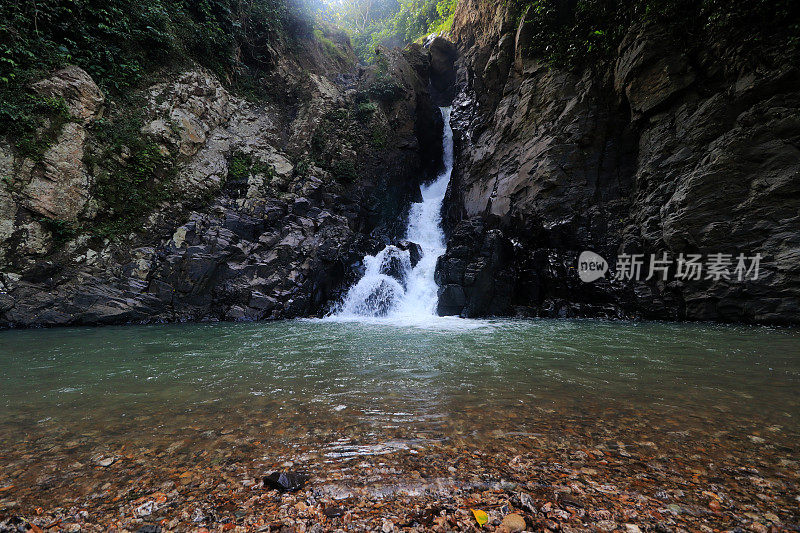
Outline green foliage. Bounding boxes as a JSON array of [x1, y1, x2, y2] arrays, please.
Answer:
[[385, 0, 457, 41], [39, 218, 80, 244], [508, 0, 800, 69], [370, 127, 388, 148], [224, 150, 276, 196], [331, 0, 459, 62], [0, 0, 295, 93], [88, 109, 177, 238], [428, 0, 457, 34], [227, 152, 254, 184], [0, 0, 311, 153], [353, 55, 403, 102], [331, 159, 358, 183], [294, 156, 313, 177], [0, 93, 71, 161], [328, 108, 350, 122], [507, 0, 642, 68], [699, 0, 800, 50], [356, 101, 379, 121], [314, 27, 350, 62], [365, 75, 405, 102], [321, 0, 401, 33]]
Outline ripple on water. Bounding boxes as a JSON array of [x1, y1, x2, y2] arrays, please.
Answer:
[[0, 318, 798, 441]]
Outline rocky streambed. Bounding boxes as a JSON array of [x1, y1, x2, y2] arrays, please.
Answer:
[[1, 394, 797, 532], [1, 319, 798, 532]]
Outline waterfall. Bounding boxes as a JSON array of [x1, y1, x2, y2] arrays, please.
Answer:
[[333, 107, 453, 319]]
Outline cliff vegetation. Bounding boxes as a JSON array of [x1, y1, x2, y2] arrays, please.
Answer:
[[321, 0, 458, 60], [507, 0, 799, 69]]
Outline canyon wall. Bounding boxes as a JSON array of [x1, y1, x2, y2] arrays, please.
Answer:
[[2, 2, 798, 328], [436, 0, 800, 324], [0, 34, 443, 327]]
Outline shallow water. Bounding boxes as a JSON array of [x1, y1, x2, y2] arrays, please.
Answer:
[[2, 318, 798, 439], [2, 318, 800, 521]]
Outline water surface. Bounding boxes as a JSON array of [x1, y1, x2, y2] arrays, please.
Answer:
[[2, 318, 799, 522], [2, 318, 798, 439]]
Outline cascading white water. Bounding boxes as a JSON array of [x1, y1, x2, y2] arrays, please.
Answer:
[[334, 107, 453, 319]]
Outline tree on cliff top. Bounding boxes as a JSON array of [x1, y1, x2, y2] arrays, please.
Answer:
[[0, 0, 319, 148], [0, 0, 314, 94], [319, 0, 458, 61], [509, 0, 800, 69]]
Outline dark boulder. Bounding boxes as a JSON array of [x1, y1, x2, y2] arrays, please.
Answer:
[[395, 240, 423, 267], [437, 284, 466, 316], [434, 222, 516, 317], [379, 247, 411, 286]]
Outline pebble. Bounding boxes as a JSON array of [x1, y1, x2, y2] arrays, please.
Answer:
[[500, 513, 526, 532], [1, 404, 796, 533], [96, 457, 115, 467], [596, 520, 618, 531], [135, 501, 155, 517]]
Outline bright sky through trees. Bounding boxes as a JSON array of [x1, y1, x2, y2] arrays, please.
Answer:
[[309, 0, 457, 60]]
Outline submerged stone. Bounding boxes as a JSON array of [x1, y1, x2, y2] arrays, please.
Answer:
[[136, 526, 162, 533], [323, 506, 346, 518], [264, 472, 309, 492]]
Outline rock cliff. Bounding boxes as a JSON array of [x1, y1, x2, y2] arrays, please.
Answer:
[[2, 2, 798, 328], [0, 33, 443, 327], [436, 0, 800, 324]]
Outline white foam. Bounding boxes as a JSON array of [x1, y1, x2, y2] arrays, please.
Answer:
[[333, 107, 455, 321], [319, 313, 489, 331]]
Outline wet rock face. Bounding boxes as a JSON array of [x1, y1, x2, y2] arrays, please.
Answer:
[[436, 220, 515, 317], [395, 240, 422, 267], [0, 37, 442, 327], [440, 5, 800, 324], [614, 26, 696, 116], [427, 37, 459, 107]]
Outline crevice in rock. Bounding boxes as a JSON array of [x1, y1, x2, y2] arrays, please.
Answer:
[[427, 37, 459, 107]]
